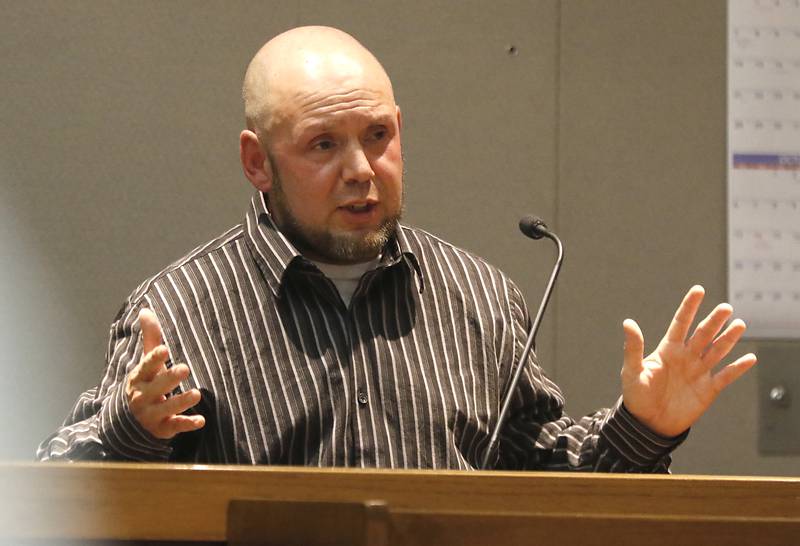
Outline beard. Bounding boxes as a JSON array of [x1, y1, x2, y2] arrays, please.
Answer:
[[267, 168, 402, 265]]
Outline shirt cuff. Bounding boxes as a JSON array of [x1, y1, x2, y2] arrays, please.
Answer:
[[599, 397, 689, 468], [98, 380, 173, 461]]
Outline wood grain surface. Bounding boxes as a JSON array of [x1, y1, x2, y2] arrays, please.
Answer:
[[2, 463, 798, 544]]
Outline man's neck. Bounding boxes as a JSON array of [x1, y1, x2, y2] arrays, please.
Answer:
[[309, 256, 381, 307]]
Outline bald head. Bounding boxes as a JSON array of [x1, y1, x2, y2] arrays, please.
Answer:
[[242, 26, 395, 141]]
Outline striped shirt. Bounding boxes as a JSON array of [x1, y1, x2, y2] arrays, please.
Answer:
[[37, 192, 684, 470]]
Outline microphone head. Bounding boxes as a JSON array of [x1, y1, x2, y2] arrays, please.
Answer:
[[519, 215, 549, 240]]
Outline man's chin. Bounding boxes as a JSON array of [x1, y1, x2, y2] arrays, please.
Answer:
[[275, 209, 400, 264], [321, 229, 392, 263]]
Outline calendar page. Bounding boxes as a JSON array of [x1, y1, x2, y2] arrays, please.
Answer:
[[729, 0, 800, 338]]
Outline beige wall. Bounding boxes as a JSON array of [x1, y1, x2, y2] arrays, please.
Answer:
[[557, 0, 796, 475], [1, 0, 794, 475]]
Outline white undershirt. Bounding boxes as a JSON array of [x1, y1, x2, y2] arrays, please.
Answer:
[[310, 257, 381, 307]]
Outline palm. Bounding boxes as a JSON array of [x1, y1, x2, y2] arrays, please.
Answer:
[[621, 286, 756, 438]]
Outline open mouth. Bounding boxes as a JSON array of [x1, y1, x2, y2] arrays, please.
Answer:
[[342, 202, 376, 213]]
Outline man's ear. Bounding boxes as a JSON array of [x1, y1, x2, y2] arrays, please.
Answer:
[[240, 130, 274, 192], [396, 105, 403, 131]]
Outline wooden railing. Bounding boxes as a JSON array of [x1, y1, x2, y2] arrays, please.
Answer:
[[2, 463, 798, 545]]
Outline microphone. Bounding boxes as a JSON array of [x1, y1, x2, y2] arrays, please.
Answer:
[[480, 215, 565, 469], [518, 215, 550, 240]]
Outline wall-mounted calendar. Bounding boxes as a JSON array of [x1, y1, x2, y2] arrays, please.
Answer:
[[729, 0, 800, 338]]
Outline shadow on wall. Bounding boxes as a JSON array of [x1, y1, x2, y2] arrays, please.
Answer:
[[0, 181, 88, 459], [0, 2, 269, 459]]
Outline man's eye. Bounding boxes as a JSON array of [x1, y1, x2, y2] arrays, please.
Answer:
[[368, 128, 387, 142], [313, 139, 335, 151]]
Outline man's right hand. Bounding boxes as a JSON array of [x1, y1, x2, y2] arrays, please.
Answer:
[[125, 308, 206, 439]]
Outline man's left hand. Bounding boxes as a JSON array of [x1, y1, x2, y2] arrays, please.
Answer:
[[621, 285, 757, 438]]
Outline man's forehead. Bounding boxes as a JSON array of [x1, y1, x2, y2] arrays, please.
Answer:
[[273, 50, 393, 101], [285, 93, 396, 135], [299, 51, 367, 81], [268, 67, 395, 128], [291, 82, 392, 109]]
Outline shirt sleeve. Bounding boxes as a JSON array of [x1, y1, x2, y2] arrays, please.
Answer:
[[36, 297, 173, 462], [497, 281, 688, 472]]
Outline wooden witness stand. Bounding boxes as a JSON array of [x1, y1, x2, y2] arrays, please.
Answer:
[[1, 463, 799, 545]]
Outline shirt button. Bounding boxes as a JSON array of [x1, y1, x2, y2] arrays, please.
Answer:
[[357, 390, 368, 405]]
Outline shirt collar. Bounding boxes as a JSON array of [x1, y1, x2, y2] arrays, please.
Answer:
[[391, 223, 425, 294], [244, 192, 424, 297]]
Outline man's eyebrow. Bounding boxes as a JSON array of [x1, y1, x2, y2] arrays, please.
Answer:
[[368, 113, 395, 125], [297, 121, 334, 135], [297, 113, 395, 136]]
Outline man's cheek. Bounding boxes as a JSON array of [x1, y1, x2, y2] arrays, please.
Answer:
[[374, 158, 403, 182], [388, 138, 403, 160]]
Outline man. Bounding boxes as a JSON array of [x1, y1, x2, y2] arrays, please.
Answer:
[[37, 26, 756, 470]]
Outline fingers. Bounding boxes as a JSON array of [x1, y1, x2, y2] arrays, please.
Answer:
[[131, 365, 197, 410], [167, 414, 206, 436], [136, 345, 170, 383], [150, 390, 204, 439], [700, 318, 747, 369], [131, 387, 205, 440], [664, 285, 705, 343], [687, 302, 733, 355], [139, 308, 164, 355], [149, 407, 206, 440], [712, 353, 757, 393], [622, 319, 645, 374], [161, 389, 203, 417], [144, 364, 191, 403], [127, 345, 205, 439]]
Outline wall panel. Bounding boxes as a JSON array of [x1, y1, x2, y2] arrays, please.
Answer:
[[558, 0, 796, 475]]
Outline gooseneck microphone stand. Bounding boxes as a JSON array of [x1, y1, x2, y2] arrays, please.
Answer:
[[480, 216, 564, 470]]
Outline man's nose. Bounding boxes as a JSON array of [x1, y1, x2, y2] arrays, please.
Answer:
[[341, 143, 375, 184]]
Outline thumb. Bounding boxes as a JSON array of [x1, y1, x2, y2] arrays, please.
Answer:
[[622, 318, 645, 374], [139, 308, 164, 355]]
